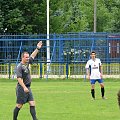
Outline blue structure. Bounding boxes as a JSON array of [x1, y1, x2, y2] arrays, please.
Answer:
[[0, 32, 120, 64]]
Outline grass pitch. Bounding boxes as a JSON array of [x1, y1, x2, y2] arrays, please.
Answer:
[[0, 78, 120, 120]]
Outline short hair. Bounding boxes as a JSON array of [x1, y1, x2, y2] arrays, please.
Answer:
[[90, 51, 96, 55], [21, 52, 29, 59]]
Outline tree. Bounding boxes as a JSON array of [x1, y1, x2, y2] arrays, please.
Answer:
[[0, 0, 119, 33], [0, 0, 46, 33]]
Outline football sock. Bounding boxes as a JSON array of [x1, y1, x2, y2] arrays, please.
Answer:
[[30, 106, 37, 120], [101, 87, 105, 97], [91, 89, 95, 99], [13, 107, 20, 120]]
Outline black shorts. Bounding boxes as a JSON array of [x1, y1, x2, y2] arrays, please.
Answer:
[[16, 85, 34, 104]]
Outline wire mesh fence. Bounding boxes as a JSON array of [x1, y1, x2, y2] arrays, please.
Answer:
[[0, 32, 120, 79]]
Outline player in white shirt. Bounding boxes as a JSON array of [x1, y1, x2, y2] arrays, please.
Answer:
[[85, 51, 105, 100]]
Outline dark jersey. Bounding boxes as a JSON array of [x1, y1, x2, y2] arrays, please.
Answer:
[[16, 57, 33, 86]]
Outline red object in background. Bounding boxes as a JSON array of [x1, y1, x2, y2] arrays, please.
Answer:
[[108, 35, 120, 58]]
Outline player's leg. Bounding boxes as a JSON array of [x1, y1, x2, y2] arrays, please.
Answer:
[[29, 101, 38, 120], [98, 79, 105, 99], [13, 104, 23, 120], [90, 80, 96, 99], [13, 85, 24, 120], [100, 83, 105, 99], [28, 87, 38, 120]]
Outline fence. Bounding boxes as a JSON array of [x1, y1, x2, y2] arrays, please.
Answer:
[[0, 32, 120, 79], [0, 63, 120, 79]]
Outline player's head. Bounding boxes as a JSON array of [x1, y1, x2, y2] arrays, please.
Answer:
[[90, 51, 96, 59], [21, 52, 29, 63]]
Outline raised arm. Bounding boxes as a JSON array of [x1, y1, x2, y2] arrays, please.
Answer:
[[30, 41, 43, 59]]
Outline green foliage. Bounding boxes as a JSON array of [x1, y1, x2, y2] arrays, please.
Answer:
[[0, 0, 120, 33], [0, 0, 46, 33], [50, 0, 120, 33]]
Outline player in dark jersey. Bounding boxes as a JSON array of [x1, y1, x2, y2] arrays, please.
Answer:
[[13, 41, 42, 120]]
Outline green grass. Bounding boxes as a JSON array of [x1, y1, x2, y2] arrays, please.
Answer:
[[0, 78, 120, 120]]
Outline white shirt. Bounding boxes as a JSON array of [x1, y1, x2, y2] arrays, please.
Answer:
[[85, 58, 102, 79]]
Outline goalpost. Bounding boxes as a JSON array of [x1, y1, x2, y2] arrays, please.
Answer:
[[12, 41, 23, 79], [46, 0, 51, 79]]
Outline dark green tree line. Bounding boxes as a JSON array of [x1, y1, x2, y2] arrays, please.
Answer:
[[0, 0, 46, 33], [0, 0, 120, 34]]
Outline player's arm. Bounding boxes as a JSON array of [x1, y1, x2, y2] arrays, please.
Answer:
[[17, 78, 29, 93], [86, 68, 90, 76], [99, 65, 103, 78], [30, 41, 42, 59], [16, 65, 29, 92], [99, 59, 103, 78], [99, 66, 102, 73], [86, 68, 90, 80], [85, 62, 90, 80]]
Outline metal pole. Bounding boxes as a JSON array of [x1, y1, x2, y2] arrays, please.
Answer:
[[47, 0, 50, 72], [94, 0, 97, 33]]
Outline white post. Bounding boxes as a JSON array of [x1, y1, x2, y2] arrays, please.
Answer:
[[94, 0, 97, 33], [47, 0, 50, 73]]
